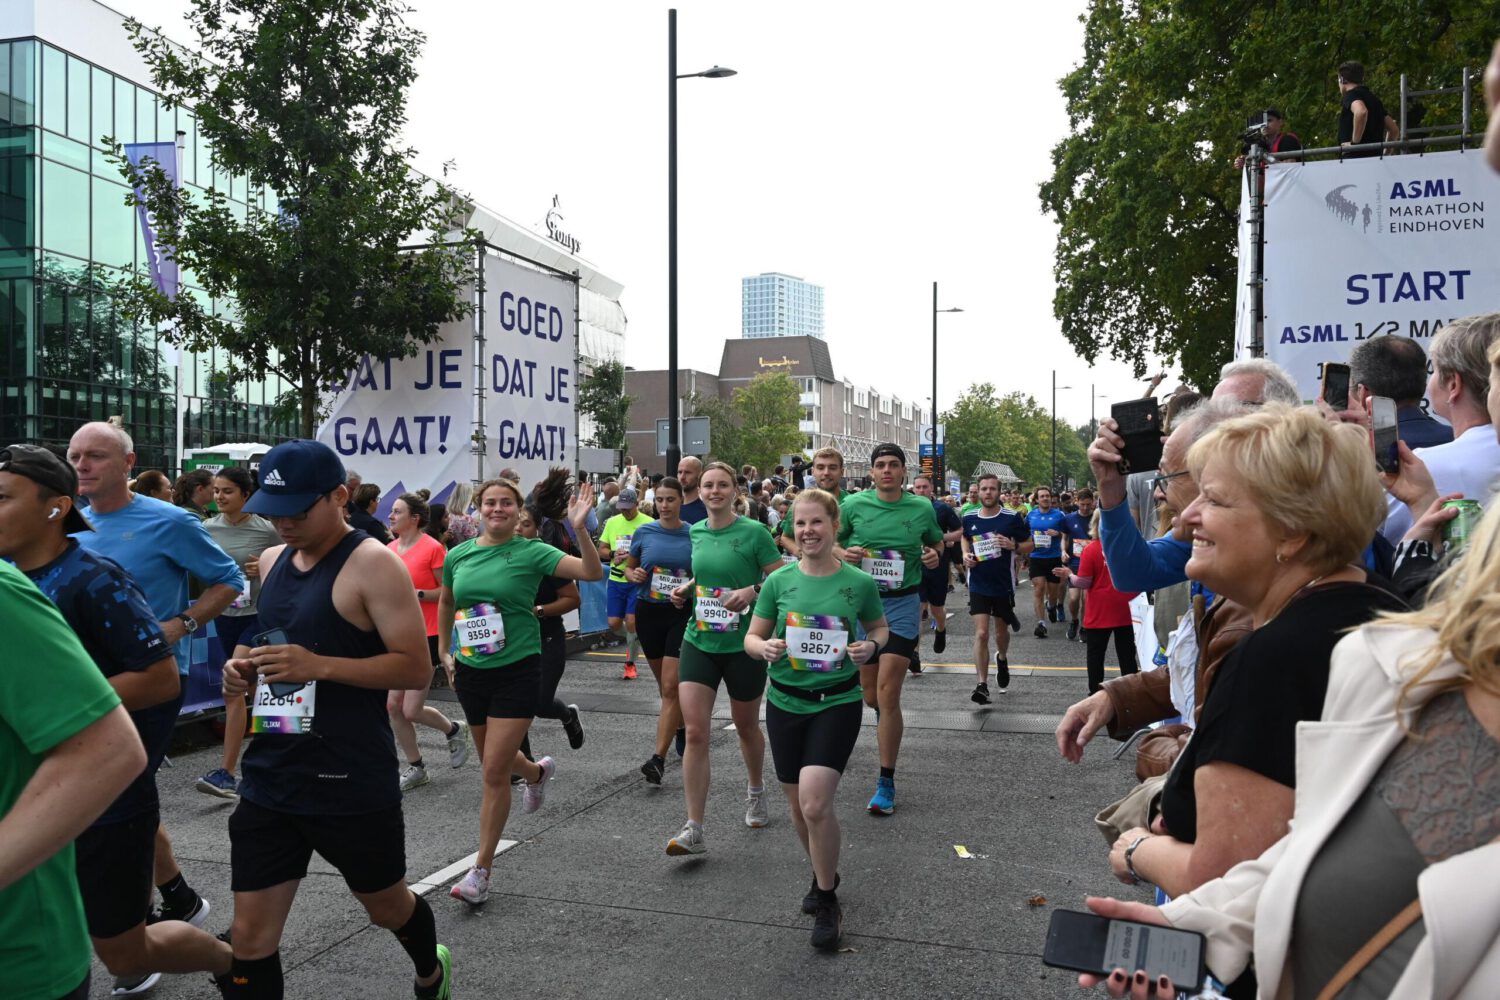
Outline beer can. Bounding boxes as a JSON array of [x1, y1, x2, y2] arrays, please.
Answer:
[[1442, 499, 1482, 552]]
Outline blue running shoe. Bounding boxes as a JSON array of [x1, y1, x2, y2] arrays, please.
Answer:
[[195, 767, 239, 799], [867, 776, 895, 815]]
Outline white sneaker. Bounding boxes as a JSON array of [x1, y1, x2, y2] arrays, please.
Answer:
[[399, 763, 430, 792], [744, 788, 768, 828], [522, 756, 555, 814], [450, 865, 490, 904], [666, 821, 706, 856], [446, 721, 470, 768]]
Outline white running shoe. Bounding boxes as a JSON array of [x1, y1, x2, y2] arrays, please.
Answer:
[[522, 756, 555, 814], [744, 788, 768, 828], [399, 763, 430, 792], [450, 866, 490, 904], [446, 721, 470, 768], [666, 822, 706, 856]]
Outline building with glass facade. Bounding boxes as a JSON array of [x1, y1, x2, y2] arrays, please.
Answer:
[[741, 271, 823, 340]]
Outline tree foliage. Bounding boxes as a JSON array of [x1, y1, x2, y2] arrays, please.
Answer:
[[576, 358, 632, 452], [684, 372, 804, 472], [1040, 2, 1499, 388], [943, 382, 1091, 490], [109, 0, 477, 437]]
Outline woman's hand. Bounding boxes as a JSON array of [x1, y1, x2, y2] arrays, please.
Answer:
[[849, 639, 878, 665], [720, 586, 755, 614], [1403, 491, 1463, 546], [567, 482, 595, 531], [671, 582, 692, 609], [1076, 897, 1177, 998], [440, 652, 455, 688], [758, 638, 787, 663], [1110, 828, 1152, 884], [625, 566, 648, 585]]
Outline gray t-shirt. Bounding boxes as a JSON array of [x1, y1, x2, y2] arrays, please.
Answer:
[[203, 513, 283, 616]]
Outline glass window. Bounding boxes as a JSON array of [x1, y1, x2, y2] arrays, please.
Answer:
[[157, 100, 175, 150], [0, 150, 32, 256], [41, 45, 66, 135], [92, 176, 135, 269], [42, 162, 90, 260], [10, 42, 35, 128], [0, 44, 10, 126], [91, 66, 113, 148], [67, 56, 89, 144], [136, 86, 156, 143], [41, 130, 89, 171], [114, 76, 134, 144], [180, 111, 195, 184]]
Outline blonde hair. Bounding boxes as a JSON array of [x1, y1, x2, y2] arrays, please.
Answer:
[[811, 447, 844, 468], [476, 478, 525, 508], [1089, 506, 1101, 540], [701, 460, 736, 484], [1429, 312, 1500, 404], [449, 482, 473, 515], [793, 488, 841, 528], [1185, 404, 1385, 574]]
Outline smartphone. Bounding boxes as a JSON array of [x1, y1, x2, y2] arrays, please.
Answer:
[[250, 628, 301, 698], [1042, 909, 1206, 988], [1371, 395, 1400, 474], [1321, 362, 1351, 410], [1112, 398, 1163, 475]]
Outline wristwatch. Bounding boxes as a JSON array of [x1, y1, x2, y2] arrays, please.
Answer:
[[178, 613, 200, 634], [1124, 834, 1153, 885]]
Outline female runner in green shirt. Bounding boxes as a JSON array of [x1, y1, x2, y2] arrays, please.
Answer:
[[437, 477, 601, 905], [746, 489, 887, 952], [665, 462, 783, 856]]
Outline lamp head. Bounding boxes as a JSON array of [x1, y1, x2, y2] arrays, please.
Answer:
[[701, 65, 737, 78]]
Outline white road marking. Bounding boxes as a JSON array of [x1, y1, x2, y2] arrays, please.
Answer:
[[410, 842, 517, 896]]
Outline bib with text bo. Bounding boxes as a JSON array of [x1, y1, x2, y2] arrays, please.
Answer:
[[784, 613, 849, 672]]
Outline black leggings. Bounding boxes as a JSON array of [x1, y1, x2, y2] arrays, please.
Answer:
[[522, 623, 569, 761], [1085, 624, 1139, 694]]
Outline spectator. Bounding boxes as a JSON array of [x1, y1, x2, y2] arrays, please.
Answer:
[[1337, 61, 1399, 156], [345, 469, 363, 508], [1213, 358, 1302, 406], [446, 482, 480, 546], [426, 502, 450, 547], [1488, 39, 1500, 173], [1233, 107, 1302, 170], [596, 480, 620, 520], [132, 469, 172, 501], [172, 469, 214, 520], [349, 482, 392, 544], [1348, 335, 1452, 448]]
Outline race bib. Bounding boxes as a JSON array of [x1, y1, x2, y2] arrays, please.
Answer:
[[781, 552, 797, 566], [971, 532, 1006, 562], [614, 534, 634, 554], [860, 550, 905, 591], [784, 613, 849, 672], [251, 678, 316, 734], [1032, 530, 1051, 551], [1072, 539, 1087, 559], [453, 603, 505, 657], [694, 586, 741, 631], [649, 566, 691, 602], [229, 577, 254, 610]]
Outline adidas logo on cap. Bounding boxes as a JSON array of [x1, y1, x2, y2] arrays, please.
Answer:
[[263, 468, 287, 487]]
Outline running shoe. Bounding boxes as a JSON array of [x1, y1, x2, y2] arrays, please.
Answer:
[[933, 629, 946, 654], [810, 896, 843, 952], [522, 756, 555, 813], [116, 894, 210, 994], [195, 767, 239, 799], [674, 727, 686, 757], [907, 651, 922, 675], [666, 822, 706, 856], [971, 682, 990, 705], [400, 763, 430, 792], [111, 972, 163, 996], [801, 873, 840, 915], [418, 942, 453, 1000], [1034, 621, 1048, 639], [996, 655, 1011, 692], [640, 755, 665, 785], [157, 892, 211, 928], [745, 787, 768, 828], [1067, 620, 1080, 642], [622, 661, 638, 680], [867, 776, 895, 815], [563, 704, 585, 749], [450, 866, 489, 905], [446, 721, 470, 768]]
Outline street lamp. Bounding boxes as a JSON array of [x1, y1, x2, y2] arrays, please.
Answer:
[[931, 281, 962, 479], [1090, 384, 1109, 441], [667, 8, 735, 477], [1051, 370, 1073, 490]]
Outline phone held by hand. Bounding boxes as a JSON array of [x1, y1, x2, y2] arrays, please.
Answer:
[[1042, 909, 1206, 988], [1321, 362, 1351, 410], [249, 628, 301, 698], [1111, 398, 1164, 475], [1370, 395, 1400, 474]]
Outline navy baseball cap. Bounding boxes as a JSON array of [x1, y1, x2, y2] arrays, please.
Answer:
[[244, 440, 347, 518]]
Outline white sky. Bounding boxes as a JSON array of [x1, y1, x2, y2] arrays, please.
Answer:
[[112, 0, 1186, 429]]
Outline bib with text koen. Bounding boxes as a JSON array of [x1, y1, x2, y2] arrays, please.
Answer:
[[860, 550, 905, 591]]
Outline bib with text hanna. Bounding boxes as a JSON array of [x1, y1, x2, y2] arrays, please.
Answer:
[[694, 586, 741, 631]]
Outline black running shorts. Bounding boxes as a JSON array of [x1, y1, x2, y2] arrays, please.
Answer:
[[453, 656, 543, 723], [1028, 556, 1063, 580], [968, 591, 1015, 617], [229, 797, 406, 894], [634, 601, 691, 661], [74, 809, 158, 938], [766, 700, 863, 784]]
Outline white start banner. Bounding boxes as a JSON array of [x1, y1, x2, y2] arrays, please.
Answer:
[[1238, 149, 1500, 402], [317, 253, 578, 517]]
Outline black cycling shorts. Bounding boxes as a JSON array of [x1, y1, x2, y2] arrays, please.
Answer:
[[968, 591, 1015, 617], [74, 809, 158, 938], [228, 797, 405, 894], [453, 656, 543, 723], [766, 700, 864, 784], [1028, 556, 1063, 580], [634, 601, 691, 661]]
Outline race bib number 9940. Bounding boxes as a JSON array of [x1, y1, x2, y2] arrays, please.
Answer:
[[694, 586, 741, 631]]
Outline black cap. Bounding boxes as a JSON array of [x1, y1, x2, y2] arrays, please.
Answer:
[[243, 440, 347, 518], [869, 443, 907, 467], [1265, 108, 1284, 120], [0, 443, 94, 533]]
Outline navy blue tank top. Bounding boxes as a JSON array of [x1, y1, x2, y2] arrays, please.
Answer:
[[239, 529, 399, 815]]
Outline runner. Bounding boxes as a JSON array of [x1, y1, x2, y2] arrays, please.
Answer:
[[1060, 488, 1096, 641], [959, 483, 981, 517], [1024, 486, 1071, 637], [387, 492, 470, 792], [438, 476, 602, 905], [676, 456, 708, 524], [781, 448, 850, 560], [664, 462, 784, 855], [960, 474, 1032, 703], [1053, 509, 1141, 693], [625, 476, 694, 784], [912, 474, 962, 660], [744, 489, 888, 951], [0, 444, 233, 996], [838, 444, 944, 815], [197, 466, 284, 799], [598, 487, 654, 680], [220, 440, 452, 999]]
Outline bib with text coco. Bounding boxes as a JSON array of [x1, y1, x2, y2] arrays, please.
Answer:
[[453, 602, 505, 657]]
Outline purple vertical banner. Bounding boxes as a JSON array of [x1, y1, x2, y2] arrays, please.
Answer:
[[123, 141, 181, 301]]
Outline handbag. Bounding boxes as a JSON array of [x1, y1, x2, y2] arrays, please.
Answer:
[[1093, 772, 1168, 845]]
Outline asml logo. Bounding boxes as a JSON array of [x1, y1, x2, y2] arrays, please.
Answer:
[[263, 468, 287, 486], [1389, 179, 1461, 199]]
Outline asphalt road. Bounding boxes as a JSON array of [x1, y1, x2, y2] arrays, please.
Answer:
[[108, 577, 1157, 999]]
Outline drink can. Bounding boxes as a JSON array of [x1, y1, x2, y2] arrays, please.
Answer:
[[1442, 499, 1482, 552]]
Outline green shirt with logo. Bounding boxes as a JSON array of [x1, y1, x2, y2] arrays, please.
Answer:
[[837, 490, 944, 592], [753, 562, 885, 714], [443, 536, 565, 668], [684, 515, 781, 654]]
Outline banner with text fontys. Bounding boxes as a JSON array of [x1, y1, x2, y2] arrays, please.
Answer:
[[1244, 150, 1500, 402], [318, 252, 578, 517]]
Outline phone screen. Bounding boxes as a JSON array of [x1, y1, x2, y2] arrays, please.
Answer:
[[1322, 363, 1351, 410], [1371, 396, 1400, 474], [1042, 909, 1205, 987]]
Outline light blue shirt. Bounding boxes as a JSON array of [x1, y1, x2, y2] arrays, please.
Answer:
[[76, 493, 244, 673], [1099, 500, 1192, 593]]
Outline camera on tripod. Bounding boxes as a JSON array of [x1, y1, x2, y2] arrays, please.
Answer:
[[1239, 111, 1271, 143]]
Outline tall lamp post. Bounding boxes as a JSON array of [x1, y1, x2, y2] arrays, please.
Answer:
[[1051, 370, 1073, 490], [931, 281, 962, 476], [667, 8, 735, 476]]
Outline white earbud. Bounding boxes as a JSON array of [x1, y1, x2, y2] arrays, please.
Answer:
[[48, 509, 61, 520]]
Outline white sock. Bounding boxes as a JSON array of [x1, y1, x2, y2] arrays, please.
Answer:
[[627, 636, 641, 662]]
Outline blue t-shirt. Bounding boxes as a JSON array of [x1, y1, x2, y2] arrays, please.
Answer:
[[25, 540, 174, 825], [1026, 508, 1069, 560], [629, 520, 695, 604], [76, 493, 244, 673], [963, 508, 1031, 596], [678, 497, 708, 525], [923, 499, 962, 577], [1062, 511, 1093, 566]]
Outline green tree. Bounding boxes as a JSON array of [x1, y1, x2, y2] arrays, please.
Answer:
[[1040, 2, 1498, 388], [683, 388, 743, 469], [945, 383, 1094, 490], [576, 358, 632, 452], [942, 383, 1014, 487], [731, 372, 805, 474], [109, 0, 476, 437]]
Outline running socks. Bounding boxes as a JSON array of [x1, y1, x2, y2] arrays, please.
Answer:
[[393, 895, 439, 980], [157, 872, 196, 915], [446, 721, 461, 739], [224, 951, 282, 999], [879, 766, 895, 781], [627, 634, 642, 663]]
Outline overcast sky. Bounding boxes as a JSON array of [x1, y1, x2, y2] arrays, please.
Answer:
[[114, 0, 1184, 429]]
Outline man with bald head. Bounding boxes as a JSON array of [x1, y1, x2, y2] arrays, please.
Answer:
[[676, 455, 707, 524]]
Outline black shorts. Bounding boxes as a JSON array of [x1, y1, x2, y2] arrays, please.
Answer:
[[426, 634, 440, 666], [678, 643, 766, 702], [635, 601, 690, 661], [228, 797, 406, 894], [1028, 557, 1063, 580], [74, 810, 158, 938], [873, 631, 918, 662], [453, 657, 543, 723], [919, 569, 948, 607], [766, 700, 863, 784], [968, 591, 1016, 617]]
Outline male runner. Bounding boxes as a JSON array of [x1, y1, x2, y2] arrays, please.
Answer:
[[960, 474, 1031, 703], [1023, 487, 1070, 637], [598, 488, 654, 679], [912, 474, 962, 658], [1060, 488, 1096, 641], [839, 444, 942, 815], [220, 440, 451, 999], [779, 448, 849, 559], [959, 483, 981, 517], [676, 456, 708, 524], [0, 444, 233, 993]]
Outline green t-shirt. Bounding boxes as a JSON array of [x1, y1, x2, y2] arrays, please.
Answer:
[[599, 511, 654, 584], [836, 490, 944, 592], [685, 515, 781, 654], [960, 502, 981, 517], [753, 563, 885, 714], [0, 561, 122, 1000], [443, 536, 565, 668]]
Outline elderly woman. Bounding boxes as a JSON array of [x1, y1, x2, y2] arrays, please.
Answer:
[[1082, 493, 1500, 999], [1108, 406, 1406, 901]]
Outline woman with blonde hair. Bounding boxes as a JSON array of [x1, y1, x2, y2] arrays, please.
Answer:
[[445, 481, 480, 546]]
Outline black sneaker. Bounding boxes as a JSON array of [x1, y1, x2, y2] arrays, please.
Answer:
[[801, 872, 840, 914], [674, 727, 686, 757], [971, 683, 990, 705], [1034, 621, 1048, 639], [995, 656, 1010, 692], [563, 704, 585, 750], [933, 630, 946, 654], [810, 896, 843, 952], [907, 651, 922, 675], [640, 755, 665, 785], [1067, 621, 1079, 642], [159, 891, 211, 928]]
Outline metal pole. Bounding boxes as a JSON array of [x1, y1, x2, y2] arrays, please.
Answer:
[[1399, 73, 1408, 142], [931, 280, 937, 455], [1461, 67, 1472, 146], [473, 238, 487, 486], [666, 8, 681, 477], [1050, 368, 1057, 489], [1247, 143, 1267, 358]]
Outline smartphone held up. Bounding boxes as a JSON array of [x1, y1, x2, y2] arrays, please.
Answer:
[[1370, 395, 1400, 475], [1111, 398, 1163, 475]]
